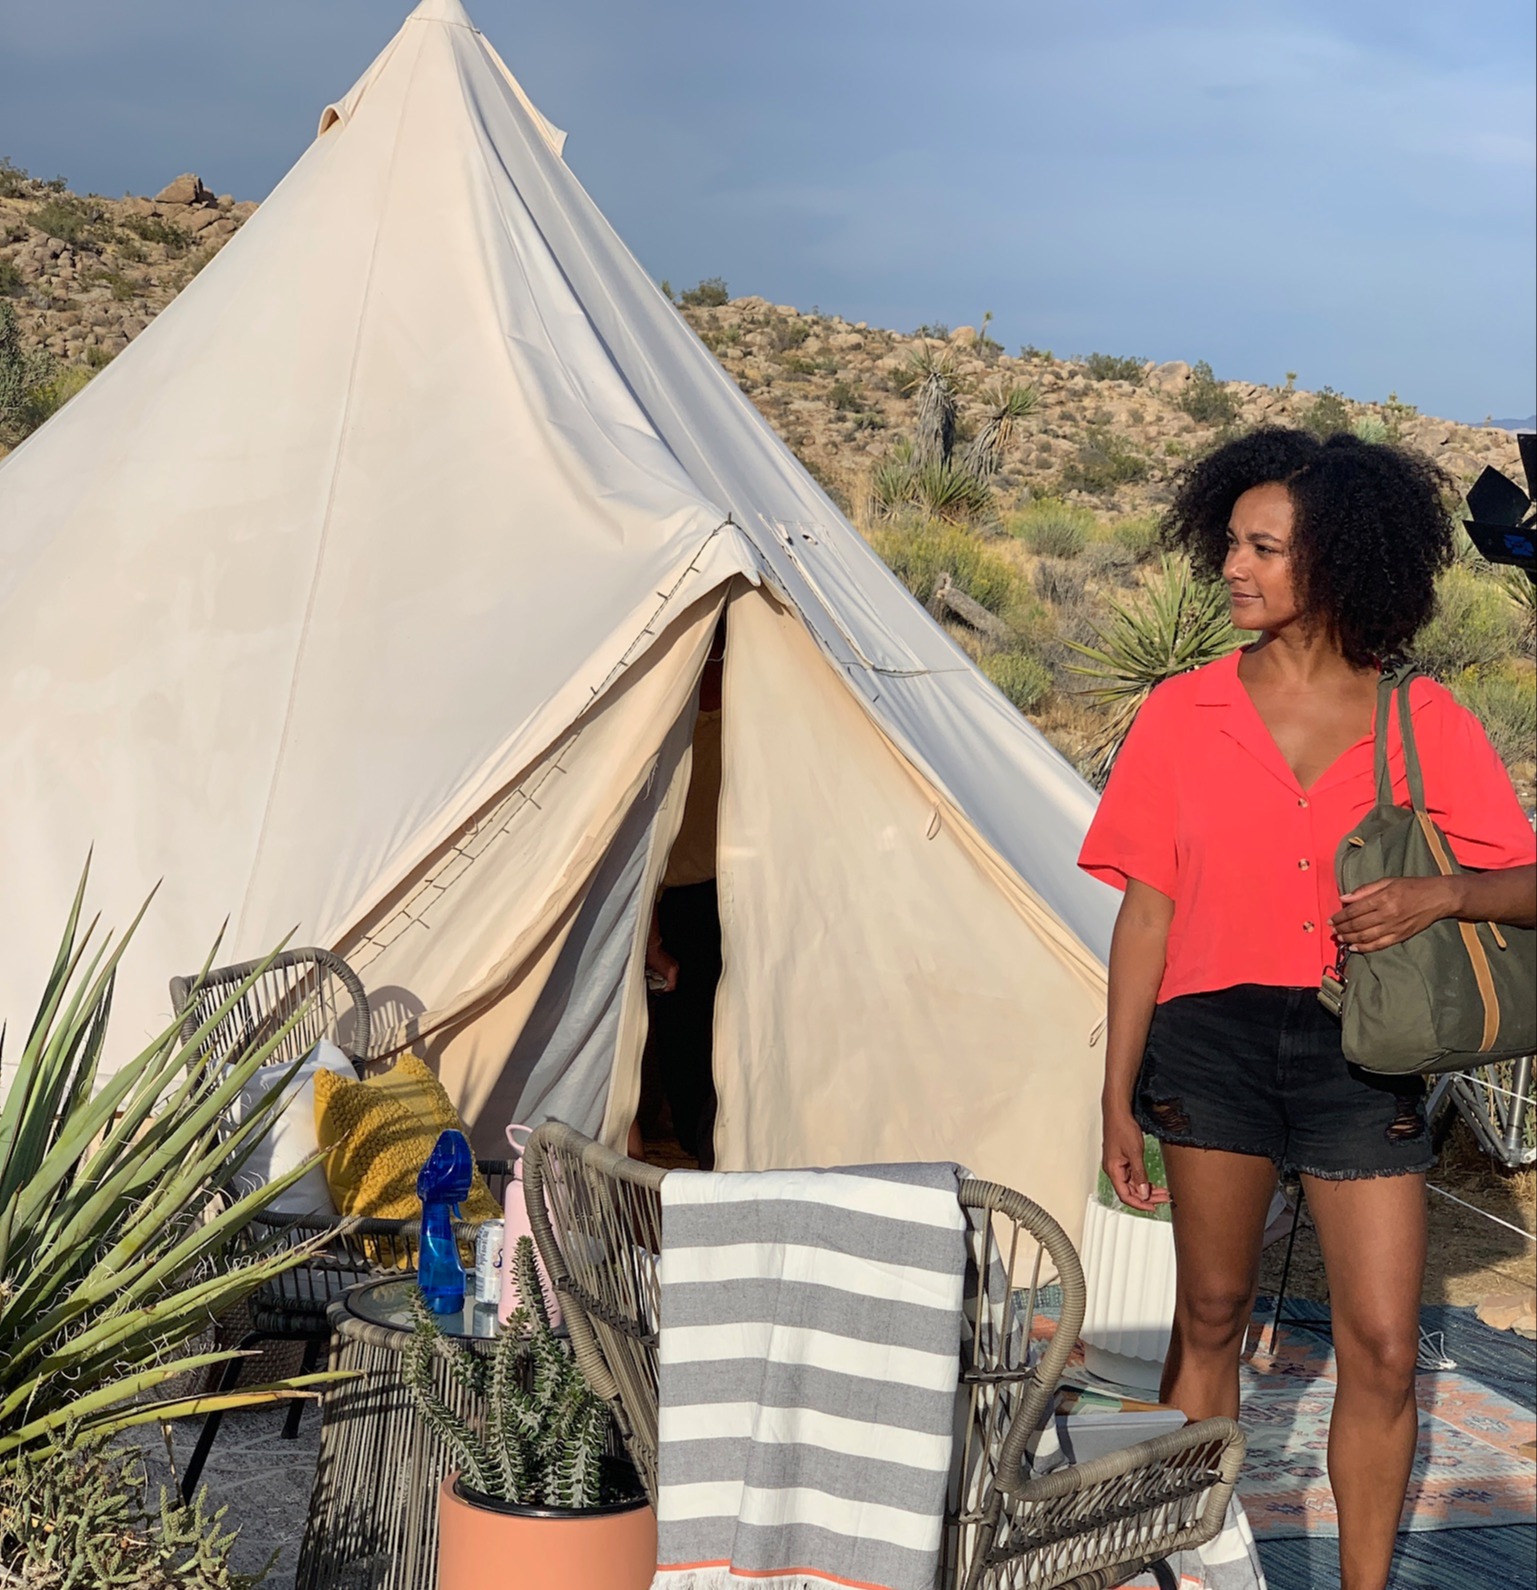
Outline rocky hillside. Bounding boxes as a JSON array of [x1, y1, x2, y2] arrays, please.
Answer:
[[2, 165, 1531, 799]]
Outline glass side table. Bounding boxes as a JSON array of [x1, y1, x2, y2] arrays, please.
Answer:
[[296, 1278, 503, 1590]]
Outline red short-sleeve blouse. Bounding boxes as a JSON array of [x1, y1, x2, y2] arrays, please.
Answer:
[[1077, 649, 1537, 1002]]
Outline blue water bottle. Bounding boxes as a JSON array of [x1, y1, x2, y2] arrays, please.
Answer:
[[416, 1128, 473, 1314]]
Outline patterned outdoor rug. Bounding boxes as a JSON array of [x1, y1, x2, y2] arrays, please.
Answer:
[[1239, 1306, 1536, 1539]]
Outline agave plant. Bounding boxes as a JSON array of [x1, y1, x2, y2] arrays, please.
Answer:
[[1068, 554, 1239, 781], [403, 1237, 620, 1509], [0, 869, 339, 1465]]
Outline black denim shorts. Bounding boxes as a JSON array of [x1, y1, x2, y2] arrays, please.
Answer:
[[1135, 984, 1434, 1180]]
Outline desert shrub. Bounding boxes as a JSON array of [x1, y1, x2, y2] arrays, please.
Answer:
[[83, 342, 114, 369], [0, 158, 28, 197], [680, 276, 729, 307], [120, 211, 190, 254], [1019, 344, 1056, 362], [30, 195, 104, 246], [0, 258, 22, 297], [1299, 385, 1352, 439], [770, 316, 811, 350], [913, 322, 951, 340], [1452, 664, 1536, 769], [1059, 428, 1149, 494], [1177, 361, 1241, 427], [1496, 565, 1537, 649], [1352, 414, 1390, 444], [0, 1436, 256, 1589], [0, 301, 55, 445], [1010, 497, 1094, 558], [1080, 539, 1141, 585], [1033, 557, 1089, 609], [983, 650, 1054, 712], [1109, 515, 1163, 561], [1083, 352, 1146, 384], [1411, 566, 1523, 678], [870, 517, 1030, 622], [829, 378, 863, 411]]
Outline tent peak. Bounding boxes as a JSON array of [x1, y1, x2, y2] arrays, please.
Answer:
[[406, 0, 477, 28]]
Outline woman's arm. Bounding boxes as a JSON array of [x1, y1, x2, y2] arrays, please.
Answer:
[[1102, 879, 1175, 1212], [1331, 863, 1537, 952]]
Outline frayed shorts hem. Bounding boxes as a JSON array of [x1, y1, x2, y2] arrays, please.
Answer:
[[1135, 1111, 1434, 1181]]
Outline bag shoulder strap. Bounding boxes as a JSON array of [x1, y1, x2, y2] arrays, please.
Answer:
[[1372, 664, 1426, 812]]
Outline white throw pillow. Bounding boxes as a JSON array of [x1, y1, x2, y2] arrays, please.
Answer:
[[228, 1037, 355, 1217]]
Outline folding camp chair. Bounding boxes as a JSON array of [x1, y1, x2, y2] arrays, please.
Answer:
[[522, 1122, 1245, 1590], [168, 950, 509, 1498]]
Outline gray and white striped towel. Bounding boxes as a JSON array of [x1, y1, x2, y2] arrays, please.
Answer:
[[650, 1163, 969, 1590]]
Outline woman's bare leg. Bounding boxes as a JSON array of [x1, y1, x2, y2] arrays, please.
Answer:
[[1159, 1145, 1278, 1418], [1302, 1171, 1426, 1590]]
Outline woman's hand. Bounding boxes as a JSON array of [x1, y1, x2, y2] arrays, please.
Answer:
[[1102, 1108, 1170, 1213], [1330, 876, 1457, 952]]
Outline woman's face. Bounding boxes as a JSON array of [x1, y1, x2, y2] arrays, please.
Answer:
[[1223, 483, 1302, 632]]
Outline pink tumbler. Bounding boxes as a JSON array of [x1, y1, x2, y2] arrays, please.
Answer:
[[500, 1123, 562, 1329]]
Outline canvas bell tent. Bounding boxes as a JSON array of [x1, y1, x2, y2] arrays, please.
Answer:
[[0, 0, 1121, 1235]]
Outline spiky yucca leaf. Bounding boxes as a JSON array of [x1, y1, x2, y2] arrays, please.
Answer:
[[963, 381, 1038, 481], [901, 344, 959, 467], [1067, 554, 1239, 781], [0, 866, 345, 1464]]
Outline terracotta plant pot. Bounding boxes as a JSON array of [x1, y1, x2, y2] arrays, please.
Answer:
[[436, 1468, 656, 1590]]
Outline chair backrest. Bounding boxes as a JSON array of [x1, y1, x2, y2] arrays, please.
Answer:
[[521, 1122, 1090, 1588], [169, 948, 372, 1069]]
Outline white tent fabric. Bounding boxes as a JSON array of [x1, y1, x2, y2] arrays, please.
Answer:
[[0, 0, 1120, 1235]]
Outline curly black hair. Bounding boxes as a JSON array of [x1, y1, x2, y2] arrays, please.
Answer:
[[1162, 426, 1455, 667]]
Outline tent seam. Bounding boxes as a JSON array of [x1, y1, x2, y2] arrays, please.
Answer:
[[233, 28, 422, 948], [334, 524, 733, 963]]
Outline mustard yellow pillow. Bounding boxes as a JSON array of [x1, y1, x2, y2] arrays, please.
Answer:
[[313, 1054, 500, 1225]]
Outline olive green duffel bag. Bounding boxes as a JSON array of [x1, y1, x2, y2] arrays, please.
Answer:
[[1317, 666, 1536, 1076]]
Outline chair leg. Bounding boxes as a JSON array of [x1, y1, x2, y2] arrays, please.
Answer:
[[181, 1337, 258, 1503], [281, 1336, 324, 1440]]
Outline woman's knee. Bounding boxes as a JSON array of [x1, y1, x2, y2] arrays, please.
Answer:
[[1336, 1318, 1419, 1398], [1175, 1283, 1254, 1347]]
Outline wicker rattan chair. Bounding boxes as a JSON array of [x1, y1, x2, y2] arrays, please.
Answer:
[[168, 950, 509, 1498], [523, 1122, 1246, 1590]]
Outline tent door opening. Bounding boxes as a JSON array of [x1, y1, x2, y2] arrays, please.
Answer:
[[634, 613, 727, 1168]]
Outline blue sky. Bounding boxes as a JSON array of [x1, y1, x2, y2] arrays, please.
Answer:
[[2, 0, 1532, 422]]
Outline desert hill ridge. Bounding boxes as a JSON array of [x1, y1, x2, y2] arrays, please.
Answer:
[[1, 163, 1531, 801], [0, 162, 1523, 503]]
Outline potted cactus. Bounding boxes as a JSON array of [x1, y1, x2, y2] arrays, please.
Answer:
[[403, 1236, 654, 1590]]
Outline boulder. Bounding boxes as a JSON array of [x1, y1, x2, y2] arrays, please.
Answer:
[[155, 173, 213, 207], [183, 207, 225, 234], [1147, 361, 1192, 393], [119, 196, 157, 218], [950, 325, 977, 346]]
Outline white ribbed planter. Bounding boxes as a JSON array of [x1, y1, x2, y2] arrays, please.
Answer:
[[1078, 1196, 1177, 1394]]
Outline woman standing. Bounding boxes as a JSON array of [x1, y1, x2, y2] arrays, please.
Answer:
[[1079, 428, 1536, 1590]]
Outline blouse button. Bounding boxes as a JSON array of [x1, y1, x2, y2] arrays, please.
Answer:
[[1297, 797, 1310, 809], [1298, 858, 1311, 870], [1303, 920, 1316, 933]]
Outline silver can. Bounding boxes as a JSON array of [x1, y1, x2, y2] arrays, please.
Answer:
[[474, 1219, 505, 1306]]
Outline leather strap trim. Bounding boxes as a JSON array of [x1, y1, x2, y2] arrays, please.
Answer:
[[1417, 812, 1499, 1051]]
